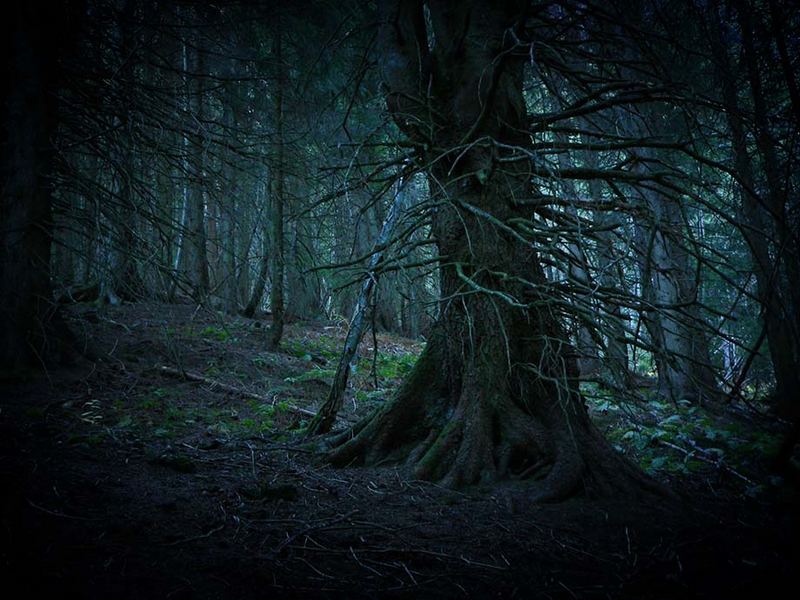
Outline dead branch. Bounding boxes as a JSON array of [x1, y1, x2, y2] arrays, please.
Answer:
[[154, 365, 318, 419]]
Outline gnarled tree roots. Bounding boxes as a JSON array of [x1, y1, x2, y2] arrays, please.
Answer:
[[324, 339, 665, 503]]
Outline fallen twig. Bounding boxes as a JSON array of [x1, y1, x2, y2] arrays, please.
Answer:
[[27, 499, 102, 521], [153, 365, 317, 419], [161, 522, 226, 546], [657, 439, 756, 486], [267, 510, 360, 559]]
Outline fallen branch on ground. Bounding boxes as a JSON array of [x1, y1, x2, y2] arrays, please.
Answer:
[[657, 439, 756, 486], [154, 365, 321, 420]]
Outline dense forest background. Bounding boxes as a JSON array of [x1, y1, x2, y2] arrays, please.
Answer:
[[1, 0, 798, 597]]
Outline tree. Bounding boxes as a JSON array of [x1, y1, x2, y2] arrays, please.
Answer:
[[182, 24, 211, 302], [309, 178, 411, 435], [269, 23, 286, 349], [325, 0, 660, 501], [1, 2, 79, 370]]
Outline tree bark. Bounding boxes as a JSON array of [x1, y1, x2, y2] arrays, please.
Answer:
[[708, 3, 800, 416], [309, 181, 410, 435], [184, 39, 210, 301], [286, 213, 324, 321], [623, 106, 719, 404], [551, 128, 601, 379], [219, 54, 242, 314], [103, 0, 143, 303], [583, 146, 631, 390], [325, 0, 661, 502], [736, 0, 800, 417], [1, 3, 76, 369], [269, 26, 286, 349], [243, 211, 270, 318]]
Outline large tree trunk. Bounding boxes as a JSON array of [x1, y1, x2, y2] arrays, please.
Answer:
[[623, 108, 719, 404], [326, 0, 660, 502], [1, 4, 72, 370]]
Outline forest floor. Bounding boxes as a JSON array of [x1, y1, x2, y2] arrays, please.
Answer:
[[1, 302, 798, 599]]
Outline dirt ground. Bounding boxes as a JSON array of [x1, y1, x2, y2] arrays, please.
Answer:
[[1, 303, 797, 598]]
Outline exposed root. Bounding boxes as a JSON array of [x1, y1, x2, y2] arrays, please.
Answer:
[[324, 320, 670, 504], [325, 374, 671, 504]]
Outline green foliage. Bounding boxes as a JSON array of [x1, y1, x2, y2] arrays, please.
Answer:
[[140, 397, 160, 410], [140, 386, 174, 409], [587, 393, 779, 483], [377, 352, 417, 379], [199, 326, 230, 342], [355, 389, 387, 404], [289, 418, 309, 434], [283, 336, 339, 362], [635, 352, 656, 377], [116, 415, 133, 428], [251, 354, 272, 368], [240, 416, 273, 433]]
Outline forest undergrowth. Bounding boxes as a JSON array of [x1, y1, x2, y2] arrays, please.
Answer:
[[1, 302, 797, 599]]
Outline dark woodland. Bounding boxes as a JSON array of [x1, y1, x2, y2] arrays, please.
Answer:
[[1, 0, 799, 597]]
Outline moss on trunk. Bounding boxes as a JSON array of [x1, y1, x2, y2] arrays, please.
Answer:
[[324, 0, 667, 503]]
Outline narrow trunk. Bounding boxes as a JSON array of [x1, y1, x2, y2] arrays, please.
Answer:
[[766, 0, 800, 130], [243, 232, 269, 318], [632, 178, 718, 403], [169, 27, 192, 302], [269, 26, 285, 349], [104, 0, 142, 303], [369, 199, 403, 333], [219, 56, 243, 314], [625, 112, 719, 404], [336, 197, 372, 319], [286, 210, 323, 321], [243, 179, 269, 318], [552, 130, 601, 379], [583, 147, 630, 389], [184, 40, 210, 301], [309, 182, 410, 435]]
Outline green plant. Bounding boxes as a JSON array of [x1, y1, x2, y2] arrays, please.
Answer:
[[200, 326, 230, 342]]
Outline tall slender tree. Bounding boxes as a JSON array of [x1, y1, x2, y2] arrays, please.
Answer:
[[269, 24, 286, 349]]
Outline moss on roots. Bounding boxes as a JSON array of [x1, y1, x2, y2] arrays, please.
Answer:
[[324, 328, 667, 503]]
